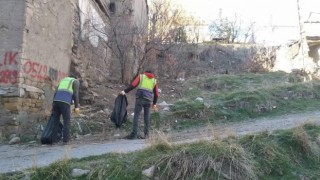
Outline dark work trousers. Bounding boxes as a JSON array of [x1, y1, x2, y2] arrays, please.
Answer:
[[132, 97, 151, 137], [51, 101, 71, 143]]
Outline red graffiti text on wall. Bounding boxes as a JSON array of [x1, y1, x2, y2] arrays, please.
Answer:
[[0, 52, 19, 84], [23, 60, 48, 80], [0, 51, 68, 85]]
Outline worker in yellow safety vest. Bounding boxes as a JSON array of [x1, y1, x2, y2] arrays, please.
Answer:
[[51, 74, 81, 144], [120, 69, 159, 139]]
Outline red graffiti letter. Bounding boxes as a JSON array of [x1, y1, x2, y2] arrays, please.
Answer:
[[0, 70, 18, 84], [23, 61, 32, 74], [31, 62, 39, 79], [8, 52, 18, 65]]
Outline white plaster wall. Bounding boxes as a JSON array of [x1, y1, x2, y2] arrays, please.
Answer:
[[22, 0, 74, 83], [132, 0, 148, 74], [79, 0, 107, 47], [132, 0, 148, 30], [305, 23, 320, 37]]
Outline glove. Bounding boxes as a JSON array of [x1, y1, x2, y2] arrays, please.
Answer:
[[152, 104, 158, 112], [120, 90, 125, 95], [74, 108, 80, 115]]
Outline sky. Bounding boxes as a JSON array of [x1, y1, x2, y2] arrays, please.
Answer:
[[173, 0, 320, 44]]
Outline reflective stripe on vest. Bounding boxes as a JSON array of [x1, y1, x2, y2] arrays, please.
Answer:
[[57, 77, 74, 93], [138, 74, 156, 92]]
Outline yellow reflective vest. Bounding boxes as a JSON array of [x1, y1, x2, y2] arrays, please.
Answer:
[[53, 77, 75, 104], [138, 74, 156, 92]]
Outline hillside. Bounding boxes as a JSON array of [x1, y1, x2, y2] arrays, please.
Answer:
[[55, 70, 320, 145], [2, 71, 320, 179]]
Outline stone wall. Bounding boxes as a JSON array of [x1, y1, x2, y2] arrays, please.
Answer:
[[0, 0, 75, 139], [0, 0, 111, 140], [0, 0, 26, 139]]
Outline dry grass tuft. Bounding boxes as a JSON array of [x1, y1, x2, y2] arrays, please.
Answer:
[[62, 146, 71, 160], [31, 155, 37, 171], [226, 127, 236, 139], [293, 122, 320, 157], [49, 159, 70, 179], [212, 130, 222, 141], [292, 126, 310, 153], [147, 130, 172, 149], [155, 141, 256, 180]]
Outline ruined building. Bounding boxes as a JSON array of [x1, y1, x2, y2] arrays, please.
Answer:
[[0, 0, 148, 140], [272, 12, 320, 74], [305, 12, 320, 64]]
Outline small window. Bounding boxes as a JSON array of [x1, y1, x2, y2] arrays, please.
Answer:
[[109, 3, 115, 13]]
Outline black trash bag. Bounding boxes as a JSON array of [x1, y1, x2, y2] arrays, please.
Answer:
[[110, 95, 128, 128], [41, 115, 63, 144]]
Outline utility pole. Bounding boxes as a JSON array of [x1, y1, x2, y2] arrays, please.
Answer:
[[297, 0, 309, 72]]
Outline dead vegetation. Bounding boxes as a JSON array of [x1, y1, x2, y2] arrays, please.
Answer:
[[155, 141, 256, 180]]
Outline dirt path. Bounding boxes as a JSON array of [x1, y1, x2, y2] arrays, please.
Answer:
[[171, 111, 320, 142], [1, 110, 320, 174]]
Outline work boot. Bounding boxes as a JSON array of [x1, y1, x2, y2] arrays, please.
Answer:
[[125, 133, 137, 140]]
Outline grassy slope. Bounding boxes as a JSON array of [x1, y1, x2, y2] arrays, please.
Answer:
[[166, 71, 320, 130], [3, 123, 320, 179]]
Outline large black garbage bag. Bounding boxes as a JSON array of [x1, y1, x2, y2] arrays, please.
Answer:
[[41, 115, 63, 144], [110, 95, 128, 127]]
